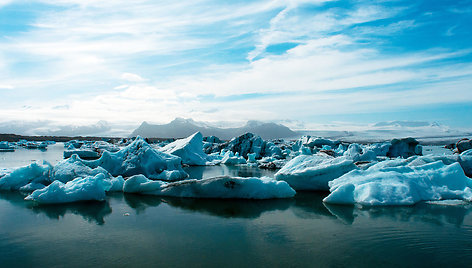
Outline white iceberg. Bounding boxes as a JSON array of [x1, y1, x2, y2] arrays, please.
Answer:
[[160, 132, 208, 166], [275, 154, 358, 190], [25, 174, 112, 204], [123, 175, 295, 199], [323, 160, 472, 206]]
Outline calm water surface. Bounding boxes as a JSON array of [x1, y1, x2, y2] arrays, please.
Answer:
[[1, 145, 471, 267]]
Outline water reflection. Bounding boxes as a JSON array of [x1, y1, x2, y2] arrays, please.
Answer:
[[160, 196, 293, 218], [1, 189, 472, 227], [290, 192, 336, 220], [124, 193, 162, 214], [323, 202, 472, 226], [32, 201, 112, 225], [0, 191, 111, 225]]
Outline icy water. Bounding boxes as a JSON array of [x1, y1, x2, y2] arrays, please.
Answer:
[[1, 145, 472, 267]]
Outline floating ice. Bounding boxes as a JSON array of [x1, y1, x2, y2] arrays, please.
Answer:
[[275, 154, 358, 190], [123, 175, 295, 199], [459, 149, 472, 178], [0, 141, 15, 152], [367, 142, 391, 157], [52, 154, 114, 183], [343, 144, 377, 162], [0, 162, 52, 191], [63, 148, 100, 159], [221, 151, 247, 165], [82, 137, 188, 181], [160, 132, 208, 166], [387, 137, 422, 158], [25, 174, 112, 204], [323, 160, 472, 206]]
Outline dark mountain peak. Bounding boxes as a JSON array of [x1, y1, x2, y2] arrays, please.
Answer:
[[131, 118, 299, 140]]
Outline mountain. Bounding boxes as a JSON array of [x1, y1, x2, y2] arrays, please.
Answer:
[[130, 118, 298, 140]]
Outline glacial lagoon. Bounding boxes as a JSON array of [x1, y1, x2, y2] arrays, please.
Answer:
[[1, 145, 472, 267]]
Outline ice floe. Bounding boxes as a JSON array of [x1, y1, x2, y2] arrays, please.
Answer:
[[83, 137, 188, 181], [323, 160, 472, 206], [123, 175, 295, 199], [160, 132, 208, 166], [275, 154, 358, 190], [25, 174, 112, 204]]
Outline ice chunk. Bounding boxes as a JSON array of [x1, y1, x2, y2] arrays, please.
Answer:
[[92, 141, 120, 152], [52, 154, 114, 183], [343, 144, 377, 162], [323, 161, 472, 206], [82, 137, 188, 181], [221, 151, 247, 165], [108, 176, 125, 192], [0, 162, 52, 190], [367, 142, 391, 157], [160, 132, 208, 166], [63, 149, 100, 159], [387, 137, 422, 158], [456, 139, 472, 154], [19, 182, 47, 192], [0, 141, 15, 152], [124, 175, 295, 199], [275, 154, 358, 190], [459, 149, 472, 177], [25, 174, 112, 204], [247, 153, 257, 163]]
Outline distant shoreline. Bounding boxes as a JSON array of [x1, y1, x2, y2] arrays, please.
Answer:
[[0, 133, 168, 143], [0, 132, 466, 146]]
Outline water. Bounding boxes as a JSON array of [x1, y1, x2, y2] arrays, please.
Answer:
[[1, 145, 472, 267], [0, 143, 64, 168]]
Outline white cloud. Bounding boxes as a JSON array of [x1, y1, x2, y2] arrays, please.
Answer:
[[0, 84, 14, 90], [0, 0, 470, 131], [121, 73, 146, 82]]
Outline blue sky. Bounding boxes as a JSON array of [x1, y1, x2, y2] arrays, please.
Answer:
[[0, 0, 471, 131]]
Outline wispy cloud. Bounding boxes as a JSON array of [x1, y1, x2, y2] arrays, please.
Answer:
[[0, 0, 471, 131]]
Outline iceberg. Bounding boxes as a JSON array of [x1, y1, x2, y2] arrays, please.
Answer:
[[343, 144, 377, 162], [0, 141, 15, 152], [0, 162, 52, 191], [123, 175, 295, 199], [275, 154, 358, 190], [459, 149, 472, 177], [160, 132, 208, 166], [221, 151, 247, 165], [52, 154, 114, 183], [387, 137, 422, 158], [63, 147, 100, 159], [81, 137, 188, 181], [25, 174, 112, 204], [323, 160, 472, 206]]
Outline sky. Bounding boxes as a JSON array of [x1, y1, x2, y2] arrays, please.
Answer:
[[0, 0, 471, 134]]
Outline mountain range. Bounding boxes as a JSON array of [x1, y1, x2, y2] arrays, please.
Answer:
[[130, 118, 299, 140]]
